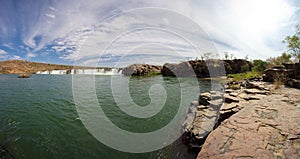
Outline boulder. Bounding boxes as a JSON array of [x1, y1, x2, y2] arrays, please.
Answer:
[[162, 62, 196, 77], [17, 73, 31, 78], [122, 64, 162, 76], [263, 66, 294, 82], [198, 92, 211, 106]]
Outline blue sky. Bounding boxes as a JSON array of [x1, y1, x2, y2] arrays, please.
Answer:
[[0, 0, 299, 67]]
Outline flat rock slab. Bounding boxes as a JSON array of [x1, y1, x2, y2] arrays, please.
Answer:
[[198, 87, 300, 159], [244, 88, 269, 95]]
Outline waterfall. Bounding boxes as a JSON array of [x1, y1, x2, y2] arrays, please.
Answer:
[[36, 69, 122, 75]]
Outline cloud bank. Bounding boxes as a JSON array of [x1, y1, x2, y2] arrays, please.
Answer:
[[0, 0, 299, 65]]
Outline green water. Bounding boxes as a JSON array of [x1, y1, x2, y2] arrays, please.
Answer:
[[0, 74, 214, 159]]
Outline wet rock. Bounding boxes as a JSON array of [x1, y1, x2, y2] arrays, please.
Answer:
[[17, 73, 31, 78]]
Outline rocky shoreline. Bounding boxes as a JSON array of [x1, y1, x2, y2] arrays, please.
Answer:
[[182, 79, 300, 158]]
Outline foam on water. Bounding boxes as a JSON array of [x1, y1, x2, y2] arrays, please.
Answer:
[[36, 69, 122, 75]]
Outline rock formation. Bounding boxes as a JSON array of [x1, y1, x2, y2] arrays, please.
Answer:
[[17, 73, 31, 78], [197, 86, 300, 158], [122, 64, 162, 76], [0, 60, 74, 74], [182, 79, 274, 152], [162, 59, 251, 77], [263, 62, 300, 89]]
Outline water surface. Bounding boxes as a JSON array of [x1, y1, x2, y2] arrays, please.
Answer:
[[0, 74, 214, 159]]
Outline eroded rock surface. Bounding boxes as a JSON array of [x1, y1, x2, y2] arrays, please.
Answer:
[[183, 80, 272, 149], [197, 86, 300, 159]]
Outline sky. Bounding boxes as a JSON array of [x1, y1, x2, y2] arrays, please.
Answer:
[[0, 0, 299, 67]]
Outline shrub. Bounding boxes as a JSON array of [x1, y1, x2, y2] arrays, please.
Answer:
[[252, 60, 267, 73], [227, 72, 261, 81], [240, 64, 249, 73]]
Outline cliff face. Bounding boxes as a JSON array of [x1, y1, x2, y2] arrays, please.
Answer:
[[162, 59, 251, 77], [0, 60, 73, 74]]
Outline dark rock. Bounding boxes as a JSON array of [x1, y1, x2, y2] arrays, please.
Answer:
[[162, 62, 196, 77], [224, 94, 239, 103], [122, 64, 162, 76], [162, 59, 251, 77], [198, 92, 211, 106], [17, 73, 31, 78], [263, 65, 294, 82]]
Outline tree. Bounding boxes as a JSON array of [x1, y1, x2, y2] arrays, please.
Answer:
[[240, 64, 250, 73], [230, 53, 234, 60], [280, 52, 292, 62], [202, 52, 218, 60], [244, 54, 249, 61], [283, 25, 300, 60], [252, 59, 267, 73], [224, 52, 229, 60], [266, 52, 292, 66]]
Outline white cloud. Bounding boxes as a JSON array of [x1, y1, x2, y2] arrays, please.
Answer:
[[11, 55, 21, 60], [0, 49, 8, 58], [27, 53, 37, 58], [45, 14, 56, 19], [49, 7, 56, 11], [2, 43, 14, 50], [2, 0, 298, 65]]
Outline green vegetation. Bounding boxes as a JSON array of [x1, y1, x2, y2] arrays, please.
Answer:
[[227, 71, 261, 81], [252, 59, 267, 73], [240, 64, 250, 73], [148, 71, 161, 76], [283, 25, 300, 59], [228, 83, 241, 90], [267, 52, 292, 67]]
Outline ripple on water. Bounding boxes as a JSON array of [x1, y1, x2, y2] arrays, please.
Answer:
[[0, 74, 211, 159]]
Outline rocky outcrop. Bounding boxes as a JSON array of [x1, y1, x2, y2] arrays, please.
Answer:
[[223, 59, 252, 74], [182, 79, 272, 151], [162, 62, 196, 77], [17, 73, 31, 78], [162, 59, 251, 77], [197, 86, 300, 159], [0, 60, 115, 75], [263, 65, 294, 82], [0, 60, 74, 74], [263, 62, 300, 89], [122, 64, 162, 76]]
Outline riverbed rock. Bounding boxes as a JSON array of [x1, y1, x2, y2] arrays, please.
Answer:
[[198, 92, 212, 106], [244, 88, 269, 95], [224, 94, 239, 103], [197, 86, 300, 159], [183, 79, 274, 151], [17, 73, 31, 78]]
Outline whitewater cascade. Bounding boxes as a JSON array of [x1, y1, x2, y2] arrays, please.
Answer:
[[36, 68, 122, 75]]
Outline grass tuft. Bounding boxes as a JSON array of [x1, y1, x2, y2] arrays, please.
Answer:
[[227, 71, 261, 81]]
